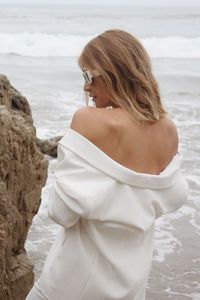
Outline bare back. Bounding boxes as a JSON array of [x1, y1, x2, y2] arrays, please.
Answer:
[[71, 107, 178, 175]]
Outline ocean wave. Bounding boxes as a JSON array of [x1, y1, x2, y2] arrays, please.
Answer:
[[0, 32, 200, 58]]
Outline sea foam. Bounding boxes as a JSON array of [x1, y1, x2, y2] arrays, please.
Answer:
[[1, 32, 200, 58]]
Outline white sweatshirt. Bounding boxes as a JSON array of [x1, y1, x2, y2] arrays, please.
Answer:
[[37, 128, 188, 300]]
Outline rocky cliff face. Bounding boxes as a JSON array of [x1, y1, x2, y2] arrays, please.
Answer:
[[0, 75, 48, 300]]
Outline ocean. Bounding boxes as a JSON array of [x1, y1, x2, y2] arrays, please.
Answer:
[[0, 2, 200, 299]]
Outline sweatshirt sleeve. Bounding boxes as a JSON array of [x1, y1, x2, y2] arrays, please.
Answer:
[[47, 143, 92, 228], [152, 176, 189, 219], [47, 182, 80, 228]]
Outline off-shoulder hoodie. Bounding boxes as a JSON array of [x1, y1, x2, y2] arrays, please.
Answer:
[[37, 128, 188, 300]]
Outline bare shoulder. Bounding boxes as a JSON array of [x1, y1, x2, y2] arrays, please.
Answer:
[[158, 115, 179, 153], [159, 115, 178, 137], [70, 107, 114, 143]]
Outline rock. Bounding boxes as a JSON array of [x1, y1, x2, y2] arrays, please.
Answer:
[[0, 75, 48, 300], [37, 136, 63, 158]]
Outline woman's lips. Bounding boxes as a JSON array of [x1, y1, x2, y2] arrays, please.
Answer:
[[90, 95, 97, 101]]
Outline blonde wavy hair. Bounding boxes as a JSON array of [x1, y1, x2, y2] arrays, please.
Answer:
[[78, 29, 166, 122]]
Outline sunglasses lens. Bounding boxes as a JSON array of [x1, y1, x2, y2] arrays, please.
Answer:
[[83, 71, 93, 84]]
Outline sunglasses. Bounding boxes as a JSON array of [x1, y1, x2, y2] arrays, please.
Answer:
[[82, 70, 93, 85]]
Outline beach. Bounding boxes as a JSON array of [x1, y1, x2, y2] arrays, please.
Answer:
[[0, 3, 200, 299]]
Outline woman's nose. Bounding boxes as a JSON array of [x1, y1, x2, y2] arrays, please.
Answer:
[[84, 81, 91, 92]]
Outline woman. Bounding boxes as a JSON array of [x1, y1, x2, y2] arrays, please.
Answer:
[[26, 29, 188, 300]]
